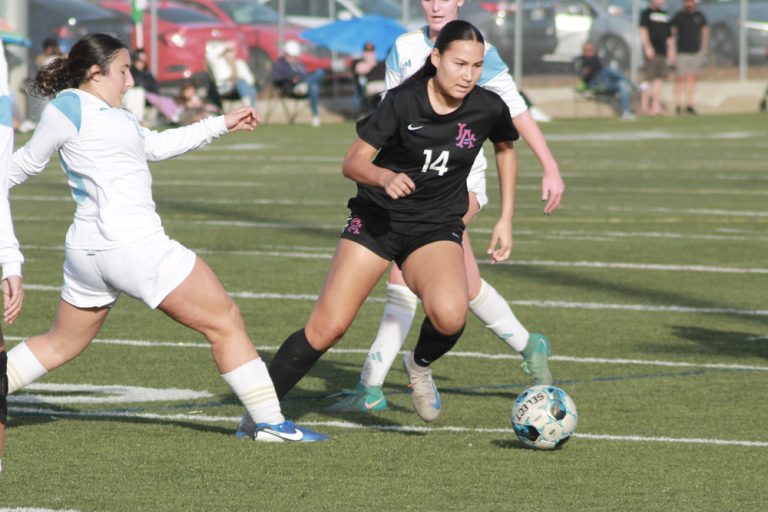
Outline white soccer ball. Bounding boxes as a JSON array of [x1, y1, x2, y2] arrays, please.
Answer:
[[511, 385, 577, 450]]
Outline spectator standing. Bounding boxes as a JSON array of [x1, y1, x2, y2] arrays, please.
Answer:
[[577, 41, 635, 119], [639, 0, 675, 116], [272, 40, 326, 126], [671, 0, 709, 114]]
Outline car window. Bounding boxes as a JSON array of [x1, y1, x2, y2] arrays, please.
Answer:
[[160, 6, 220, 23], [215, 1, 280, 23]]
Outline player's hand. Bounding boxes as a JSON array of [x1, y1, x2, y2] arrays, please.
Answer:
[[225, 107, 260, 132], [3, 275, 23, 324], [541, 167, 565, 214], [487, 219, 512, 264], [645, 47, 655, 60], [383, 172, 415, 199]]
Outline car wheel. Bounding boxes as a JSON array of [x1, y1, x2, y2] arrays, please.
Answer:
[[598, 35, 630, 70], [249, 49, 273, 90], [709, 24, 736, 66]]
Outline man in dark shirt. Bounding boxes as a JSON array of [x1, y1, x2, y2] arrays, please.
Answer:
[[271, 40, 326, 127], [577, 41, 635, 119], [672, 0, 709, 114], [639, 0, 675, 115]]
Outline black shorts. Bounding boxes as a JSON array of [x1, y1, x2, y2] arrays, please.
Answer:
[[339, 209, 464, 268]]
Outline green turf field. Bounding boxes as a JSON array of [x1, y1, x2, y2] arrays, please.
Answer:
[[1, 113, 766, 511]]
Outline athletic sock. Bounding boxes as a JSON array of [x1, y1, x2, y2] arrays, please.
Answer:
[[221, 358, 284, 425], [5, 342, 48, 394], [469, 278, 529, 352], [360, 282, 418, 387], [412, 317, 464, 367], [268, 328, 326, 400]]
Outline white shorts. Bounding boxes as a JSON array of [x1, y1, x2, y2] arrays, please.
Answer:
[[467, 152, 488, 209], [62, 232, 197, 309]]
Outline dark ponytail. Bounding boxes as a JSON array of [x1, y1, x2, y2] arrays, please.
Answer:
[[28, 33, 128, 98], [405, 20, 485, 84]]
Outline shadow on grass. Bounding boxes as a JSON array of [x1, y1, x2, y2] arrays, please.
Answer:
[[666, 326, 768, 360]]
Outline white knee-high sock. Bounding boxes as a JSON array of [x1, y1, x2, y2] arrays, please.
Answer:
[[469, 279, 529, 352], [6, 342, 48, 394], [360, 283, 418, 388], [221, 358, 284, 425]]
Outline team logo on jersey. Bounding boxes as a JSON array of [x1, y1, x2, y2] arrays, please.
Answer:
[[345, 215, 363, 235], [455, 123, 477, 149]]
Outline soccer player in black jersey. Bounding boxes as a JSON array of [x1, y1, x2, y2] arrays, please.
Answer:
[[249, 20, 519, 428]]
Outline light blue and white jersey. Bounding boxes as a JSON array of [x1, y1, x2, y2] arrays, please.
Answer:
[[0, 39, 23, 279], [10, 88, 228, 250], [385, 26, 527, 117]]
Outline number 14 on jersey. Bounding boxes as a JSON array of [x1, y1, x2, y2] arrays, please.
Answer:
[[421, 149, 450, 176]]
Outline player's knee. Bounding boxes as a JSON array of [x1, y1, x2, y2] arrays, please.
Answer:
[[204, 299, 246, 340], [429, 303, 468, 335], [305, 320, 348, 350]]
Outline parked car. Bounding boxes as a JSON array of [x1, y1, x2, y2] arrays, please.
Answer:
[[459, 0, 559, 69], [174, 0, 333, 88], [98, 0, 248, 85], [28, 0, 132, 55], [256, 0, 363, 27]]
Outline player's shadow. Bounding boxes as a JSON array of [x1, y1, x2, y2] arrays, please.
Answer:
[[661, 325, 768, 360]]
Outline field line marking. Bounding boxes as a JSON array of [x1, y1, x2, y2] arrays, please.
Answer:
[[10, 407, 768, 448], [16, 286, 768, 316], [4, 336, 766, 372]]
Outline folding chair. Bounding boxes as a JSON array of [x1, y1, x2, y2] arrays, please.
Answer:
[[262, 80, 308, 124]]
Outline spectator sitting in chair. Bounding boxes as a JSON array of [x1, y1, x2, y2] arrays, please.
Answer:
[[272, 40, 326, 126], [208, 43, 258, 109], [352, 42, 385, 118], [123, 49, 182, 125], [577, 41, 635, 120]]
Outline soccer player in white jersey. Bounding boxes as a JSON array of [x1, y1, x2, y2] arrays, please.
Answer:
[[0, 37, 26, 477], [328, 0, 565, 414], [3, 34, 326, 444]]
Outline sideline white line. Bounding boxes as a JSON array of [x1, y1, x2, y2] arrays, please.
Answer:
[[18, 286, 768, 316], [4, 337, 766, 372], [9, 407, 768, 448]]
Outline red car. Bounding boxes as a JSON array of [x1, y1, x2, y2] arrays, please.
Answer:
[[99, 0, 248, 85], [173, 0, 332, 87]]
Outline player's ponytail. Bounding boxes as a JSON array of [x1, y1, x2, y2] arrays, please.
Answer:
[[405, 20, 485, 84], [28, 33, 128, 98]]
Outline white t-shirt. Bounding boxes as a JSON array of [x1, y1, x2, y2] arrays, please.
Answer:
[[10, 89, 228, 250]]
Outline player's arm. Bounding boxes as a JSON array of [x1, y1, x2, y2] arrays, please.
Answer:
[[487, 140, 516, 263], [639, 25, 655, 59], [482, 50, 564, 214], [143, 114, 231, 161], [342, 139, 414, 199], [9, 105, 74, 187]]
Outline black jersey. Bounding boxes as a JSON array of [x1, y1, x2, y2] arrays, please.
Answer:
[[352, 78, 518, 231]]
